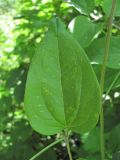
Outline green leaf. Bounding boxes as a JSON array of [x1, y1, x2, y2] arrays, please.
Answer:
[[83, 127, 100, 153], [24, 19, 101, 135], [86, 36, 120, 69], [93, 64, 120, 91], [86, 153, 101, 160], [102, 0, 120, 16], [68, 16, 102, 48], [95, 0, 103, 6], [71, 0, 95, 14], [108, 124, 120, 152], [113, 151, 120, 160]]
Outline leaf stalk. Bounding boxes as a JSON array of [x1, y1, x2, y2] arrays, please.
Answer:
[[64, 130, 73, 160], [29, 137, 64, 160]]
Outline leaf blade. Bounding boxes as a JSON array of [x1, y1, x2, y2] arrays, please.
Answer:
[[24, 19, 101, 135]]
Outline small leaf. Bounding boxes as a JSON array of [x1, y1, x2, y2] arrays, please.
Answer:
[[108, 124, 120, 152], [24, 19, 101, 135], [70, 0, 95, 14], [83, 127, 100, 153], [95, 0, 103, 6], [68, 16, 102, 48], [86, 36, 120, 69], [93, 64, 120, 91], [113, 151, 120, 160], [102, 0, 120, 16], [86, 153, 101, 160]]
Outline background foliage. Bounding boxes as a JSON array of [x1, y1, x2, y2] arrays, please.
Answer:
[[0, 0, 120, 159]]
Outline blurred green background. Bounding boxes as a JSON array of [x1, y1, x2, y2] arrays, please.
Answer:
[[0, 0, 120, 160]]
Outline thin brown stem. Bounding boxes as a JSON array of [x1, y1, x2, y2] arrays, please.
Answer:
[[99, 0, 117, 159]]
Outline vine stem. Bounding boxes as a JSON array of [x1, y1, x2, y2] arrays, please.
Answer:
[[99, 0, 117, 159], [29, 138, 64, 160], [64, 130, 73, 160]]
